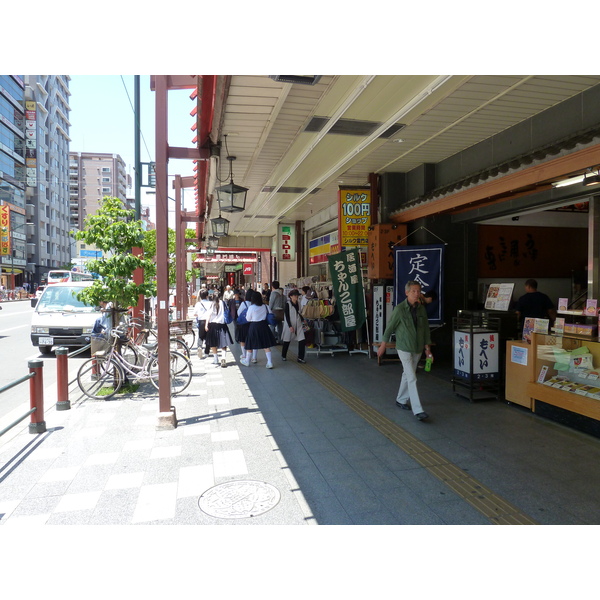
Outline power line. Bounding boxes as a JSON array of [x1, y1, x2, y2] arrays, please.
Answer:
[[120, 75, 153, 163]]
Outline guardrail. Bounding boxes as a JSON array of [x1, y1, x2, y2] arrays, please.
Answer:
[[0, 360, 46, 437]]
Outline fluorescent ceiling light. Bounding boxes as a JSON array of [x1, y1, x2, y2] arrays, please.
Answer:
[[552, 175, 585, 188]]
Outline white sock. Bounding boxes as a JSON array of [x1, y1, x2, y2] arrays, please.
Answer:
[[265, 350, 272, 363], [252, 350, 258, 360]]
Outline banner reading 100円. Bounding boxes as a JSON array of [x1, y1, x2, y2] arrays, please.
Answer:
[[338, 188, 371, 248]]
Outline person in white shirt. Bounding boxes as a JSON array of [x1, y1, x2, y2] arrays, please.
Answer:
[[205, 292, 233, 366], [192, 289, 213, 359], [240, 291, 277, 368], [223, 285, 234, 301]]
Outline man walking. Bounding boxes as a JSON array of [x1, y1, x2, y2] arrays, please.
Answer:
[[377, 280, 433, 421]]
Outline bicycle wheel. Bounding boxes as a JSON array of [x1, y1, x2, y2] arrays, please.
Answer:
[[77, 356, 124, 400], [181, 328, 196, 350], [170, 337, 190, 358], [121, 341, 142, 367], [149, 351, 192, 395]]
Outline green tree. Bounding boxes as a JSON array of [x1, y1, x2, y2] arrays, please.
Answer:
[[143, 227, 198, 287], [73, 196, 156, 311]]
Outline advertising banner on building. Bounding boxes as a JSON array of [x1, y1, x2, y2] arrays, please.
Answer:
[[24, 102, 36, 189], [328, 248, 366, 332], [453, 330, 499, 380], [0, 205, 10, 256], [309, 231, 339, 264], [394, 244, 444, 325], [338, 187, 371, 248], [277, 223, 295, 261]]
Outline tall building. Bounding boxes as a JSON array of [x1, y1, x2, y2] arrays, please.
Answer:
[[69, 151, 130, 231], [23, 75, 72, 286], [0, 75, 28, 290]]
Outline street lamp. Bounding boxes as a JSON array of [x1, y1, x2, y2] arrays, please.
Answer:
[[215, 137, 248, 213]]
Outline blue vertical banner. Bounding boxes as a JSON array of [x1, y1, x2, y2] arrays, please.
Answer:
[[328, 248, 366, 332], [394, 244, 444, 325]]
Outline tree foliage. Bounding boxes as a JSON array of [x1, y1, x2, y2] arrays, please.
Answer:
[[73, 196, 156, 309], [143, 227, 198, 287]]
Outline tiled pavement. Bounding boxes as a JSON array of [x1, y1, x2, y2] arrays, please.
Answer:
[[3, 336, 600, 528]]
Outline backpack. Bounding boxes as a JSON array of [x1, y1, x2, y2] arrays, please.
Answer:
[[223, 300, 233, 324]]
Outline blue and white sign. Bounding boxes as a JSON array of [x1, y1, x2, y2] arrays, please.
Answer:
[[394, 244, 444, 325]]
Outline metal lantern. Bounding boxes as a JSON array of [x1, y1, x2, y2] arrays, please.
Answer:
[[205, 246, 216, 257], [211, 214, 230, 237], [207, 236, 219, 249], [215, 153, 248, 213]]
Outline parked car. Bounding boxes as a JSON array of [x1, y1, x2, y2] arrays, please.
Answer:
[[35, 285, 46, 299], [30, 282, 100, 354]]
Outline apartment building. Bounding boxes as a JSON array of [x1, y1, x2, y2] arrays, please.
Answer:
[[69, 151, 130, 231], [23, 75, 72, 287]]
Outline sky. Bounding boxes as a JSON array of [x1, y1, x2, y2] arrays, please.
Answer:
[[68, 75, 198, 221]]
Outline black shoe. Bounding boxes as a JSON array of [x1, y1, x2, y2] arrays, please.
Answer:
[[396, 400, 411, 410], [416, 412, 429, 421], [297, 358, 306, 364]]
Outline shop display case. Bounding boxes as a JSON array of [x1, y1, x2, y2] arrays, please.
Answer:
[[526, 332, 600, 422]]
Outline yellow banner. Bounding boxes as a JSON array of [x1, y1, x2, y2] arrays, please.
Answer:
[[338, 188, 371, 248], [0, 205, 11, 256]]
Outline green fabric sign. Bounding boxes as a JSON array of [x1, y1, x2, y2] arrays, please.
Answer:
[[328, 248, 366, 332]]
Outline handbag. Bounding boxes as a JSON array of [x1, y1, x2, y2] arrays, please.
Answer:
[[223, 301, 233, 324], [266, 306, 277, 326], [237, 301, 249, 325], [302, 321, 311, 332]]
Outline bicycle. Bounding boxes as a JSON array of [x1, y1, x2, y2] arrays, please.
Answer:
[[77, 327, 192, 400], [124, 314, 191, 362]]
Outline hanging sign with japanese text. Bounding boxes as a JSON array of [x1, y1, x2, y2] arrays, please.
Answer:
[[0, 205, 11, 256], [277, 223, 295, 261], [338, 187, 371, 248], [394, 244, 444, 325], [328, 248, 366, 332]]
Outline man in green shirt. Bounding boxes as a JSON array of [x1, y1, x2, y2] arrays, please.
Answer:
[[377, 280, 433, 421]]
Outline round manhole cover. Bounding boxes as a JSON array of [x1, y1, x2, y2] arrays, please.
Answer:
[[198, 480, 281, 519]]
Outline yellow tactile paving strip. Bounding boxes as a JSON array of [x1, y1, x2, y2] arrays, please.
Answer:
[[293, 355, 537, 525]]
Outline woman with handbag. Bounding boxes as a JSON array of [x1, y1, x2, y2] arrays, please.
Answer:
[[240, 291, 277, 368], [235, 292, 253, 363], [192, 289, 213, 359], [205, 292, 234, 367], [281, 289, 307, 364]]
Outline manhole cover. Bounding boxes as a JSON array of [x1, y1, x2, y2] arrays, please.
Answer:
[[198, 480, 281, 519]]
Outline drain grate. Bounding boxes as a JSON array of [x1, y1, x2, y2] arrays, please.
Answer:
[[198, 480, 281, 519]]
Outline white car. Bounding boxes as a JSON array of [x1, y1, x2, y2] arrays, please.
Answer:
[[35, 285, 46, 299], [31, 281, 100, 354]]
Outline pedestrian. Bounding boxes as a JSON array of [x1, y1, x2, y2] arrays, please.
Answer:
[[235, 291, 253, 363], [377, 280, 433, 421], [192, 289, 213, 359], [268, 280, 285, 343], [515, 278, 556, 335], [240, 291, 276, 368], [300, 285, 312, 309], [223, 285, 234, 301], [262, 283, 271, 303], [205, 292, 234, 367], [281, 289, 307, 364]]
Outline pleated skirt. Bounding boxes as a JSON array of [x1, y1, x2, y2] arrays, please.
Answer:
[[206, 322, 233, 348], [244, 320, 277, 350]]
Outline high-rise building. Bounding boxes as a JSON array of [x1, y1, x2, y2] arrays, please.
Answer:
[[69, 151, 130, 231], [0, 75, 28, 290], [22, 75, 72, 286]]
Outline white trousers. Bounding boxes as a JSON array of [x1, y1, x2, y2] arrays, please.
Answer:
[[396, 350, 424, 415]]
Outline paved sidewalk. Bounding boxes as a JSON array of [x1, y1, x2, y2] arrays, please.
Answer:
[[3, 337, 600, 527]]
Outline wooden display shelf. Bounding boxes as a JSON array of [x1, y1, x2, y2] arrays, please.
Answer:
[[526, 382, 600, 421]]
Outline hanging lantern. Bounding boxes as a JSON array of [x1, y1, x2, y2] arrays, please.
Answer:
[[215, 139, 248, 213], [211, 214, 230, 237]]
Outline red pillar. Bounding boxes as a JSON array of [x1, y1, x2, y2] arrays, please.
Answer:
[[55, 346, 70, 411], [28, 359, 46, 433]]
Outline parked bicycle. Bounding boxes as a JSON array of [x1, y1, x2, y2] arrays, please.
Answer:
[[77, 327, 192, 400], [124, 314, 191, 362]]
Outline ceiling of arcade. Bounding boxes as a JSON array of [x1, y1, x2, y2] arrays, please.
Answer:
[[192, 74, 600, 243]]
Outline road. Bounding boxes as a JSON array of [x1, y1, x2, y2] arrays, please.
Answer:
[[0, 300, 88, 442]]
